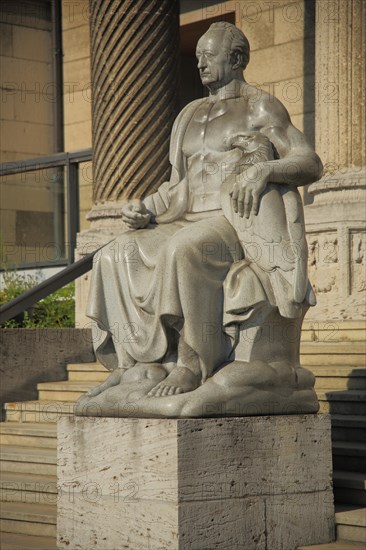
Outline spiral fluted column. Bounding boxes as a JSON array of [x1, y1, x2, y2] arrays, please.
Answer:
[[88, 0, 180, 219]]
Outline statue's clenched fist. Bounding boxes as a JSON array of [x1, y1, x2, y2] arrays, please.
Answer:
[[121, 199, 151, 229]]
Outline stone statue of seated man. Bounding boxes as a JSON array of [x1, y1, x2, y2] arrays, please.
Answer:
[[76, 22, 323, 418]]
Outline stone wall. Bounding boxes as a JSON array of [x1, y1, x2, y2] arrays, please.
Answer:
[[244, 0, 315, 144], [62, 0, 92, 232], [0, 0, 57, 265], [0, 328, 94, 412]]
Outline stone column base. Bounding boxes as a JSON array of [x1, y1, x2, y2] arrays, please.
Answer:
[[57, 415, 335, 550], [305, 169, 366, 321]]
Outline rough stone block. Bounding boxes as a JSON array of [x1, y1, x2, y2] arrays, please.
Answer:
[[0, 120, 53, 156], [273, 1, 311, 45], [247, 37, 314, 83], [64, 120, 92, 150], [1, 329, 94, 408], [58, 415, 335, 550], [12, 26, 52, 62], [64, 90, 92, 125], [63, 58, 91, 92]]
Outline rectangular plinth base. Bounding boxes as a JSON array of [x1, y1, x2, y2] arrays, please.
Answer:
[[57, 415, 335, 550]]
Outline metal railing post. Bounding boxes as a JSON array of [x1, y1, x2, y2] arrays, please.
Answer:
[[66, 159, 80, 264]]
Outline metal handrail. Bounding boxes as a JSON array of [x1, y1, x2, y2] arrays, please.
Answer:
[[0, 248, 100, 325], [0, 148, 96, 324], [0, 148, 93, 267], [0, 149, 92, 176]]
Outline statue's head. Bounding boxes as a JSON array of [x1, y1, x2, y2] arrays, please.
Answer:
[[196, 22, 250, 91]]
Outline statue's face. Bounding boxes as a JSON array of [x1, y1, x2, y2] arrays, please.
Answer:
[[196, 32, 234, 88]]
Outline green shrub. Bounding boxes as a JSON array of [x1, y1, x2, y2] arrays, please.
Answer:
[[0, 270, 75, 328]]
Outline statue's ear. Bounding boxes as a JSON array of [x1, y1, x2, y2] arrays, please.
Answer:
[[230, 50, 242, 70]]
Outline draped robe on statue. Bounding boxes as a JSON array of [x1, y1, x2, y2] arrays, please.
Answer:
[[86, 99, 316, 377]]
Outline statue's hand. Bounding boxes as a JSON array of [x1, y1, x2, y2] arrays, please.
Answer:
[[230, 164, 269, 218], [122, 199, 151, 229]]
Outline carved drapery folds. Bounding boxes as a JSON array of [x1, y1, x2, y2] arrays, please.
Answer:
[[89, 0, 180, 213]]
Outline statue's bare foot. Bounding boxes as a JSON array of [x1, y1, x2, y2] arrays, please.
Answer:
[[85, 363, 167, 400], [85, 368, 125, 398], [147, 366, 200, 397], [122, 362, 167, 383]]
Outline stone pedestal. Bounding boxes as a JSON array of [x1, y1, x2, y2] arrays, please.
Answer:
[[57, 415, 334, 550]]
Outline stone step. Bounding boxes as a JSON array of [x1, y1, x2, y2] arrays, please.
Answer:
[[335, 506, 366, 544], [302, 320, 366, 343], [315, 378, 366, 391], [317, 390, 366, 416], [331, 415, 366, 443], [66, 361, 108, 382], [302, 355, 366, 367], [0, 502, 56, 537], [310, 367, 366, 377], [300, 342, 366, 355], [0, 423, 57, 449], [4, 401, 77, 423], [0, 472, 57, 505], [67, 362, 107, 372], [298, 542, 366, 549], [0, 532, 56, 550], [333, 471, 366, 507], [333, 442, 366, 458], [332, 443, 366, 473], [0, 445, 57, 476], [37, 390, 86, 401], [301, 331, 366, 343], [37, 381, 95, 402], [333, 457, 366, 475], [312, 365, 366, 392], [67, 370, 108, 382]]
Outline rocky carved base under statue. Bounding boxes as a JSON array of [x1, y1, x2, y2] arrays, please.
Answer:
[[75, 305, 318, 418]]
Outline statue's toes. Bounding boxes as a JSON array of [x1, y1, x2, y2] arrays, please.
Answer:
[[161, 386, 171, 397], [147, 383, 190, 398], [147, 383, 163, 397]]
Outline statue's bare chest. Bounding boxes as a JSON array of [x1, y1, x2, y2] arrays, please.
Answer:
[[183, 99, 255, 156]]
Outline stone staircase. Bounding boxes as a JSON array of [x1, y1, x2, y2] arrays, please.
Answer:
[[300, 321, 366, 549], [0, 363, 103, 550], [0, 321, 365, 549]]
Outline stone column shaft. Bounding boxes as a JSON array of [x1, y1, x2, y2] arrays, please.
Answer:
[[315, 0, 365, 172], [305, 0, 365, 320], [88, 0, 180, 221]]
